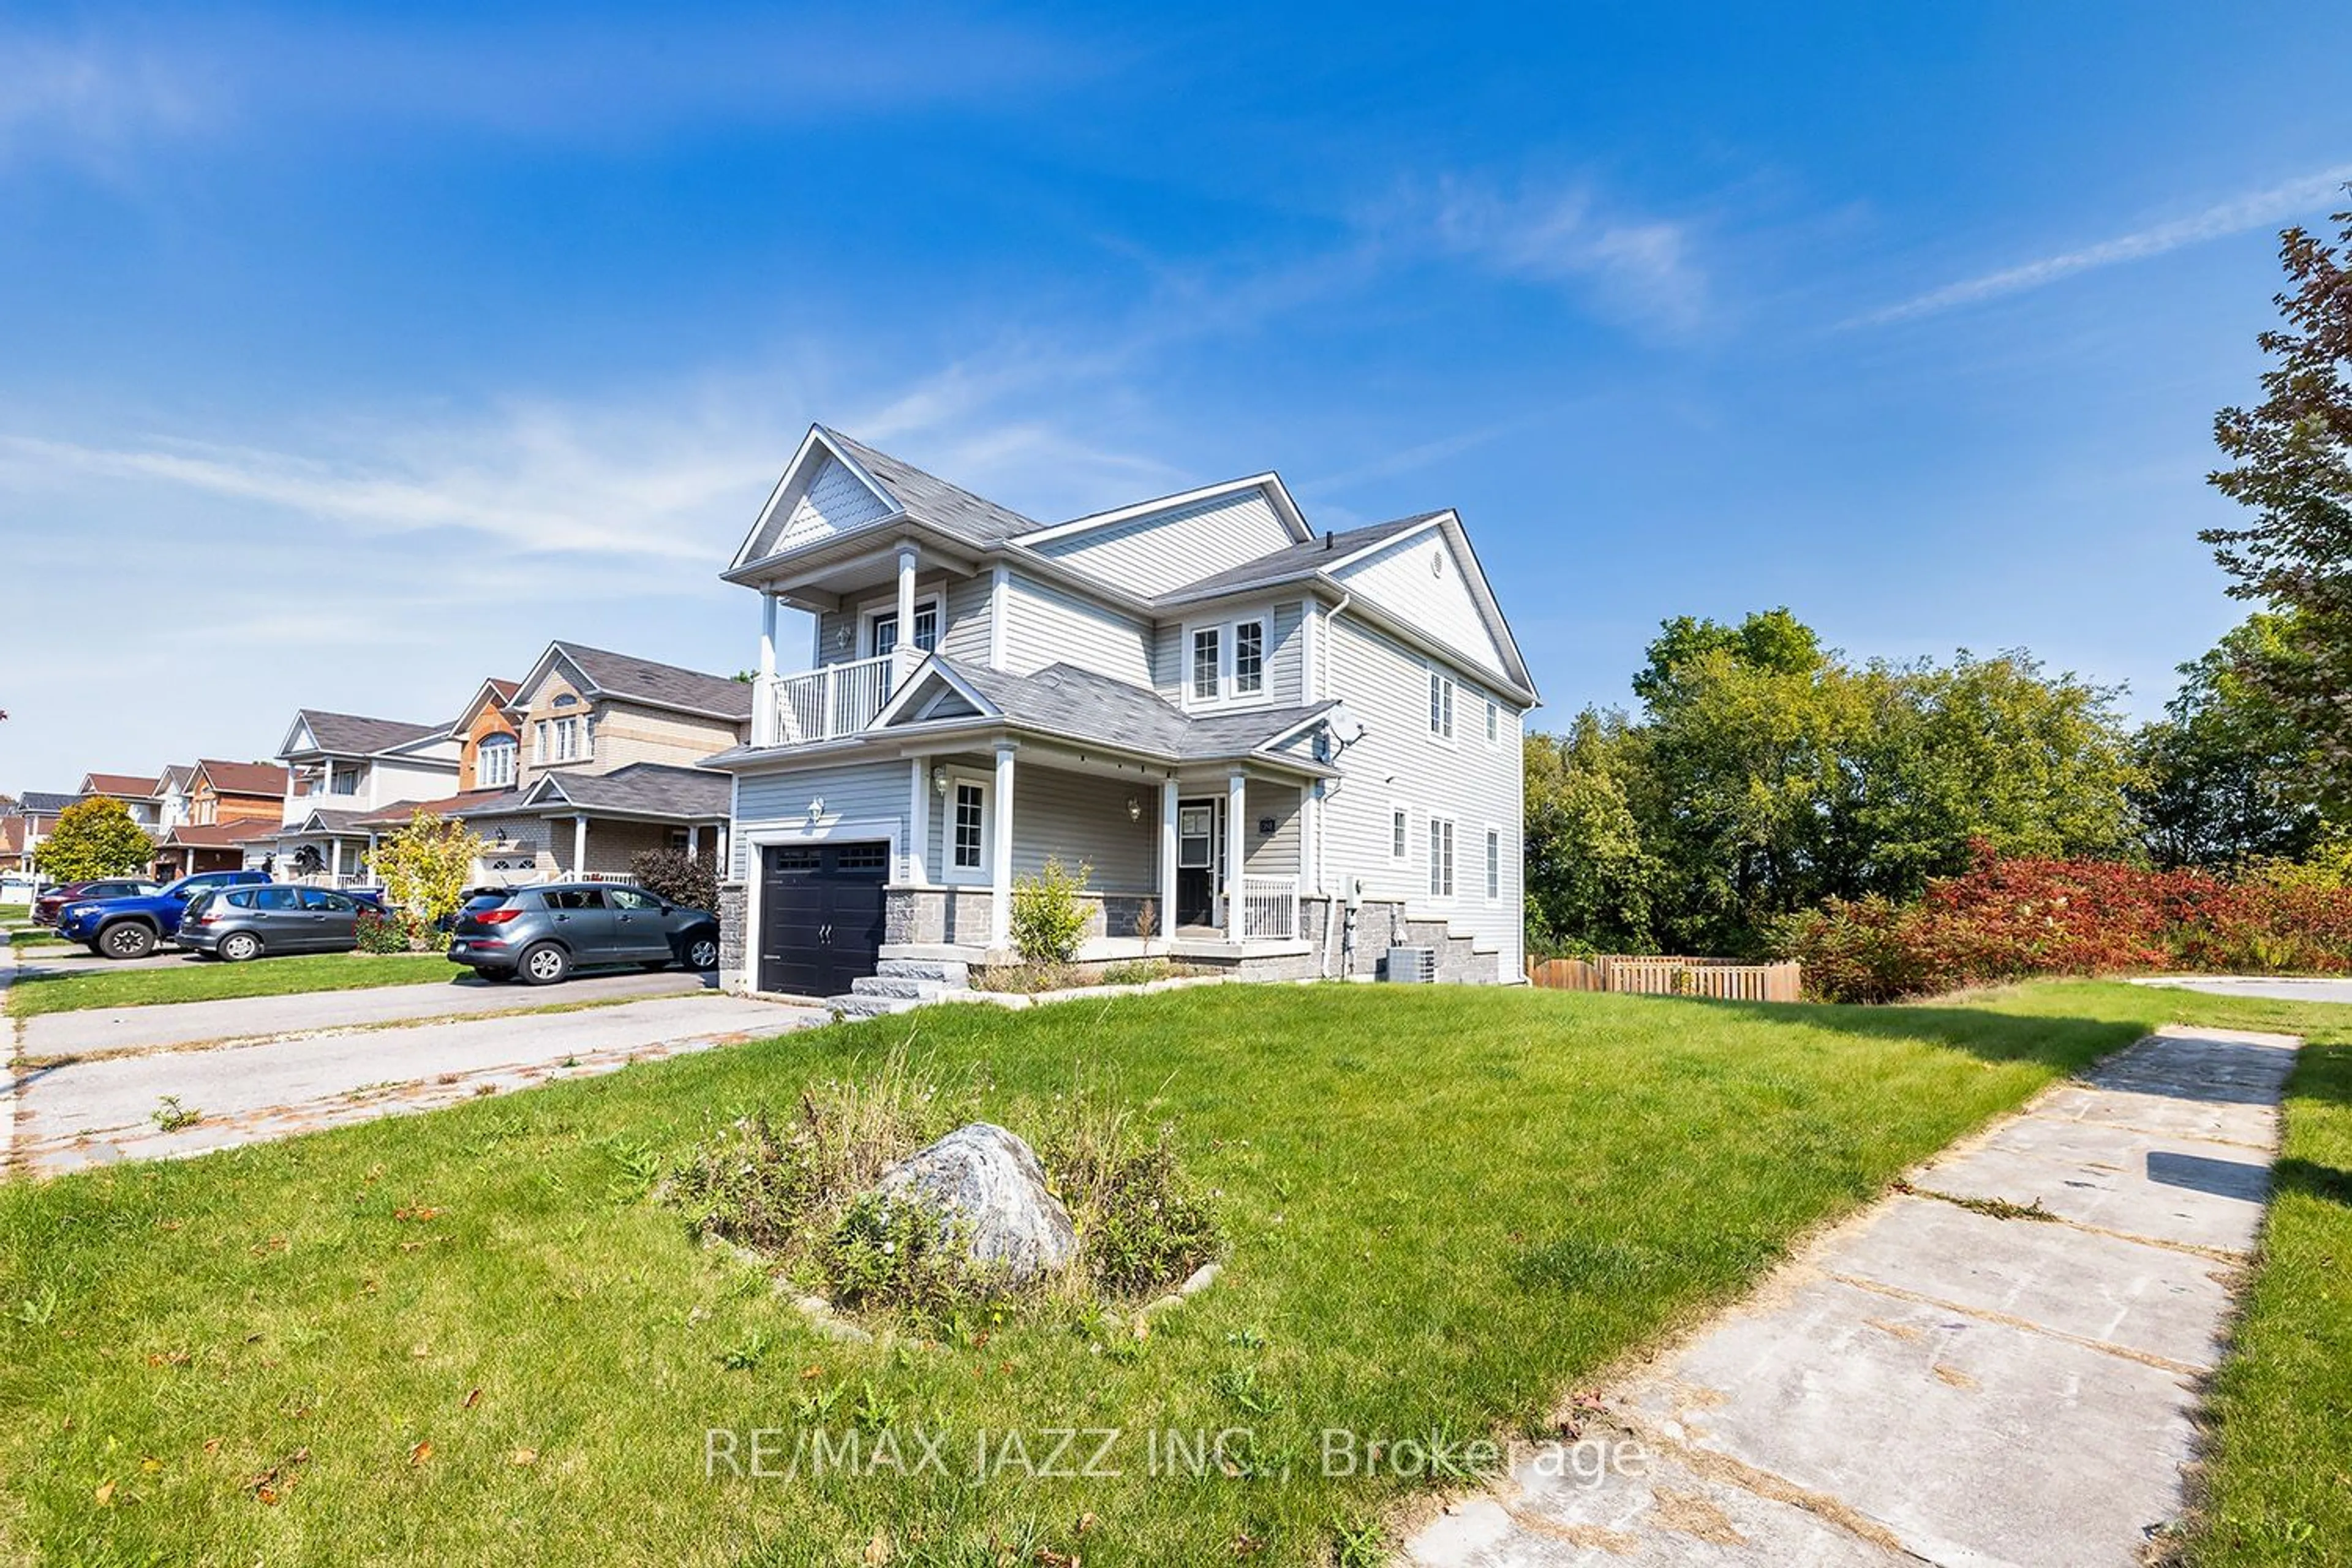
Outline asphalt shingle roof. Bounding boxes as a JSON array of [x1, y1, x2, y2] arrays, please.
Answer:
[[822, 429, 1041, 548], [352, 788, 524, 828], [18, 791, 78, 815], [290, 710, 447, 755], [532, 763, 732, 818], [197, 760, 291, 797], [81, 773, 160, 797], [552, 643, 754, 721], [936, 658, 1334, 764], [1147, 513, 1444, 606]]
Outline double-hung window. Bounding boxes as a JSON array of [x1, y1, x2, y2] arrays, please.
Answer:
[[1191, 628, 1221, 701], [1233, 620, 1264, 696], [1428, 818, 1456, 898], [476, 736, 516, 788], [1429, 671, 1455, 740], [1390, 805, 1409, 862], [949, 780, 989, 880]]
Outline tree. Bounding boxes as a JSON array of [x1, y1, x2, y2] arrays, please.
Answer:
[[34, 797, 153, 882], [1522, 714, 1653, 955], [371, 811, 486, 927], [2202, 193, 2352, 807], [1630, 606, 1823, 708], [2132, 614, 2325, 868]]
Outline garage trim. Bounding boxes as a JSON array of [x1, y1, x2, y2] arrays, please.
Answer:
[[736, 815, 905, 994]]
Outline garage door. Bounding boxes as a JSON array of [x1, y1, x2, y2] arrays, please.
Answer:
[[758, 841, 889, 997]]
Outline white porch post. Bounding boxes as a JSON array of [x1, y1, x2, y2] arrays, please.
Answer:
[[330, 839, 345, 884], [686, 823, 701, 859], [1159, 779, 1178, 946], [1226, 769, 1248, 944], [907, 758, 931, 886], [990, 742, 1017, 951], [1299, 782, 1320, 894], [366, 831, 379, 878], [895, 546, 918, 647], [752, 591, 780, 747], [571, 814, 588, 878]]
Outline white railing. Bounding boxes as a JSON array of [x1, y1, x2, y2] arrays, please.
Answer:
[[767, 653, 907, 747], [1240, 876, 1298, 941]]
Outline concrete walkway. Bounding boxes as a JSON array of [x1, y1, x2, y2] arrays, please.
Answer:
[[10, 991, 826, 1175], [1406, 1025, 2297, 1568], [2135, 974, 2352, 1004], [20, 967, 717, 1058]]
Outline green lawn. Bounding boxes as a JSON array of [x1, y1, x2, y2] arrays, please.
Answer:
[[5, 952, 459, 1019], [9, 928, 65, 947], [0, 983, 2140, 1566]]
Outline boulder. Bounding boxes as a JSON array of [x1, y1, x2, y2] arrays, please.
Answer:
[[874, 1123, 1077, 1285]]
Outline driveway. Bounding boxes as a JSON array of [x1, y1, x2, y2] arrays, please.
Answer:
[[21, 967, 719, 1058], [10, 991, 826, 1175], [2135, 973, 2352, 1003], [1407, 1025, 2297, 1568]]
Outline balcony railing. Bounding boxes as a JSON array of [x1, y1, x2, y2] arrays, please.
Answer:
[[1240, 876, 1299, 941], [761, 652, 910, 747]]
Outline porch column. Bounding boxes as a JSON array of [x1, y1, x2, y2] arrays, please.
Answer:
[[1299, 782, 1320, 894], [1226, 769, 1248, 944], [989, 742, 1017, 951], [907, 758, 931, 886], [686, 823, 701, 859], [572, 814, 588, 878], [895, 546, 919, 649], [1159, 780, 1178, 946], [330, 839, 344, 883], [752, 591, 780, 747]]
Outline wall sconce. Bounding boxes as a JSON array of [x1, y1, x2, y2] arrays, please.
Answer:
[[807, 797, 826, 823], [932, 766, 949, 796], [1125, 794, 1142, 823]]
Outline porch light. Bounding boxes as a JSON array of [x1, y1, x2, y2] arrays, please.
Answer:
[[1125, 794, 1142, 822], [932, 766, 949, 796], [807, 797, 826, 823]]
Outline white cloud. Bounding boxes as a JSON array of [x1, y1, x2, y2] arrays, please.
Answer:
[[0, 31, 211, 167], [1860, 164, 2352, 325]]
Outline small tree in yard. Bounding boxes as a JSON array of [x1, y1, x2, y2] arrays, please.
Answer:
[[372, 811, 485, 935], [1010, 857, 1091, 966], [35, 797, 153, 881], [630, 847, 718, 912]]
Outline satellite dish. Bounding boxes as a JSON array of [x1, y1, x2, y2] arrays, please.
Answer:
[[1324, 705, 1365, 747]]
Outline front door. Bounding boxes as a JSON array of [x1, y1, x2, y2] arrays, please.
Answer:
[[1175, 799, 1224, 930], [758, 842, 889, 997]]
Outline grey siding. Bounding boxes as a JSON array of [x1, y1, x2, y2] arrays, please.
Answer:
[[730, 759, 910, 882], [1330, 526, 1511, 682], [1242, 780, 1301, 880], [1319, 614, 1526, 973], [1032, 488, 1297, 598], [940, 572, 993, 665], [812, 573, 987, 669], [1149, 624, 1182, 703], [1268, 600, 1305, 706], [1002, 574, 1153, 685], [919, 756, 1156, 892]]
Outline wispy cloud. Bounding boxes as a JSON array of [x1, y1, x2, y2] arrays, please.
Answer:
[[1858, 164, 2352, 326], [1365, 176, 1708, 334], [0, 30, 212, 167]]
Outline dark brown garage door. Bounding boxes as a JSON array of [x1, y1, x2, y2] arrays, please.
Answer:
[[758, 842, 889, 997]]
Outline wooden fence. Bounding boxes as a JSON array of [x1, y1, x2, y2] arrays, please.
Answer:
[[1525, 954, 1803, 1003]]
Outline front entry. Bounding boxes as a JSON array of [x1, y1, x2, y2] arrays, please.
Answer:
[[1175, 798, 1225, 929], [758, 841, 889, 997]]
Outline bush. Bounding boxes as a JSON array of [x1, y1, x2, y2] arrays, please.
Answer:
[[1009, 856, 1091, 965], [630, 848, 718, 913], [355, 910, 448, 954]]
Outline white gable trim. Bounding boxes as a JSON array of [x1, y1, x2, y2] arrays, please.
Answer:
[[729, 426, 904, 573], [278, 715, 320, 758], [1012, 473, 1312, 549], [870, 657, 1001, 730]]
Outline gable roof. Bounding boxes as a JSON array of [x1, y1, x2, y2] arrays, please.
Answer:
[[282, 709, 448, 758], [160, 821, 270, 849], [522, 762, 731, 820], [153, 766, 194, 796], [351, 787, 525, 829], [268, 807, 377, 838], [194, 760, 290, 797], [729, 426, 1042, 576], [821, 429, 1039, 548], [80, 772, 159, 797], [1014, 473, 1314, 552], [520, 642, 754, 723]]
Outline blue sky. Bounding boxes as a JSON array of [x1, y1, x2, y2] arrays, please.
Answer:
[[4, 1, 2350, 790]]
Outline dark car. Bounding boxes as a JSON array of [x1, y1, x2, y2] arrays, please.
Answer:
[[34, 878, 163, 925], [55, 869, 272, 959], [447, 882, 722, 986], [176, 884, 372, 961]]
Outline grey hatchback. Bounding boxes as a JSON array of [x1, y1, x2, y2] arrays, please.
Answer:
[[447, 882, 722, 985], [177, 884, 368, 961]]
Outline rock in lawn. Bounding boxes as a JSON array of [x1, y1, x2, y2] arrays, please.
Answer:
[[875, 1123, 1077, 1285]]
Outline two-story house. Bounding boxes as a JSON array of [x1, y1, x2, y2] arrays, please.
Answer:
[[156, 760, 290, 879], [705, 425, 1537, 1000], [2, 791, 77, 880], [77, 774, 164, 832], [149, 766, 195, 833], [254, 709, 464, 884], [350, 643, 745, 884]]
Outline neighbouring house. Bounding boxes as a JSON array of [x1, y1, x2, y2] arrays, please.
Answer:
[[704, 425, 1537, 1001], [4, 791, 78, 878], [350, 643, 745, 885], [150, 766, 196, 834], [249, 709, 466, 886], [156, 760, 292, 879], [77, 773, 164, 832]]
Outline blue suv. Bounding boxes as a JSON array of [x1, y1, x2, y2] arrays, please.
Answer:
[[56, 870, 271, 959]]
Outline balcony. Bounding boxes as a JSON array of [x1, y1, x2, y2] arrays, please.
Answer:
[[757, 651, 911, 748]]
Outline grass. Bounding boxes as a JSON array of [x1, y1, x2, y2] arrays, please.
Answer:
[[8, 929, 64, 947], [0, 982, 2139, 1566], [5, 952, 459, 1018]]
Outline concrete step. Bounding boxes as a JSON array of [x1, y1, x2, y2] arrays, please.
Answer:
[[828, 992, 916, 1019], [876, 958, 968, 985], [851, 976, 943, 1000]]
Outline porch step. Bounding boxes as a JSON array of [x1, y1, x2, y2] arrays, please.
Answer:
[[875, 957, 970, 986], [852, 976, 942, 1001], [827, 991, 916, 1020]]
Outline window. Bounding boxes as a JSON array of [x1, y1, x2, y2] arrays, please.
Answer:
[[544, 888, 606, 910], [609, 887, 658, 911], [1191, 628, 1221, 700], [1485, 828, 1501, 900], [533, 722, 548, 764], [476, 736, 516, 788], [1390, 805, 1409, 862], [871, 598, 940, 657], [1486, 700, 1499, 744], [836, 843, 891, 872], [330, 764, 359, 796], [1428, 818, 1455, 899], [300, 889, 355, 912], [1428, 672, 1455, 740], [1233, 620, 1265, 696], [548, 716, 584, 763], [952, 782, 987, 876], [255, 887, 301, 910]]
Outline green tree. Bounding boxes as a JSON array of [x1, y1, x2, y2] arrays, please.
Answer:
[[1522, 714, 1653, 955], [2132, 613, 2324, 868], [34, 797, 153, 882], [1630, 606, 1823, 708], [372, 811, 486, 927], [2202, 194, 2352, 807]]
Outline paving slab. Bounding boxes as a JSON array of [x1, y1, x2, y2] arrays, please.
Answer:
[[1406, 1025, 2297, 1568], [11, 992, 824, 1174], [21, 967, 717, 1057]]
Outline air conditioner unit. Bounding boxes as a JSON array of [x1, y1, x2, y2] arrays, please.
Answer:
[[1384, 945, 1436, 984]]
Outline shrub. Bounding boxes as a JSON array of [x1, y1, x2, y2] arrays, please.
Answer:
[[1035, 1098, 1219, 1297], [355, 910, 448, 954], [630, 848, 718, 913], [373, 812, 486, 925], [1009, 856, 1091, 965]]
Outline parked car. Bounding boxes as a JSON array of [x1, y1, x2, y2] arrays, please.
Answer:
[[54, 870, 271, 959], [176, 884, 379, 960], [34, 878, 164, 926], [447, 883, 722, 985]]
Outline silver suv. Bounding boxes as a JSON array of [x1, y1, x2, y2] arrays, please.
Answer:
[[447, 883, 722, 986]]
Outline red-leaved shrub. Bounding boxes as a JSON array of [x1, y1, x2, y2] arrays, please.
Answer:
[[1777, 845, 2352, 1001]]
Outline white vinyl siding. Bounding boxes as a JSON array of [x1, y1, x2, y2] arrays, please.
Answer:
[[1000, 573, 1153, 685], [1030, 486, 1298, 598], [748, 453, 892, 560], [1330, 525, 1511, 680]]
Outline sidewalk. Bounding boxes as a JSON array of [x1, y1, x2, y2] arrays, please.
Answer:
[[1406, 1025, 2297, 1568]]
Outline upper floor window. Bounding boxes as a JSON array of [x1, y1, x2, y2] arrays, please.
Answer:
[[476, 735, 516, 788], [537, 716, 588, 764], [1191, 628, 1221, 701], [1428, 671, 1456, 741], [871, 598, 940, 658], [328, 764, 360, 796], [1233, 620, 1264, 696], [1486, 699, 1499, 744]]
